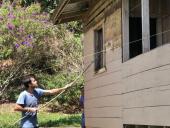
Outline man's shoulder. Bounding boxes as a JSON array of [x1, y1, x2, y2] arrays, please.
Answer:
[[16, 90, 27, 104], [34, 88, 45, 97], [34, 88, 44, 92], [19, 90, 27, 95], [18, 90, 28, 98]]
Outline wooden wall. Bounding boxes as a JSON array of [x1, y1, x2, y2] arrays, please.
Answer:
[[122, 43, 170, 126], [122, 0, 170, 127], [83, 0, 170, 128], [83, 0, 122, 128]]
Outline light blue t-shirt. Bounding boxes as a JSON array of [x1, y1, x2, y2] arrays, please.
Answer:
[[16, 88, 45, 128]]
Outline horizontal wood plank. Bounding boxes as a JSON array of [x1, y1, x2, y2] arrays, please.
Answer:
[[85, 71, 122, 91], [86, 117, 122, 128], [122, 44, 170, 78], [86, 82, 122, 99], [122, 63, 170, 93], [85, 106, 122, 118], [85, 95, 122, 109], [123, 84, 170, 108], [123, 106, 170, 126]]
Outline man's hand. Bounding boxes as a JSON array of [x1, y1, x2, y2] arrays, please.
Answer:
[[26, 107, 38, 113], [14, 104, 38, 113], [64, 82, 73, 90]]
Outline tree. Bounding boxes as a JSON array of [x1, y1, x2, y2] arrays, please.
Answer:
[[0, 2, 83, 113]]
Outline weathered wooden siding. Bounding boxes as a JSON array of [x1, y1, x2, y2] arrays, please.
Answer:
[[83, 0, 170, 127], [122, 44, 170, 126], [83, 1, 122, 127]]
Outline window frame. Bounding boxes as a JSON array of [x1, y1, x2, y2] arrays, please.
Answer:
[[93, 24, 106, 74]]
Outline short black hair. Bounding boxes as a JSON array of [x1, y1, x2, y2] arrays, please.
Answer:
[[80, 86, 84, 90], [21, 74, 35, 89]]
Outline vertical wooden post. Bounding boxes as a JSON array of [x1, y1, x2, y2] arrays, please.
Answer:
[[142, 0, 150, 52], [122, 0, 129, 62]]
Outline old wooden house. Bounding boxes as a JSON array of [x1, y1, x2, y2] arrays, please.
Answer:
[[52, 0, 170, 128]]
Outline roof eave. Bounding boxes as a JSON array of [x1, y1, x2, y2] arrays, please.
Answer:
[[51, 0, 70, 24], [51, 0, 89, 24]]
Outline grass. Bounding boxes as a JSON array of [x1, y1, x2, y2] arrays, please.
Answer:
[[0, 103, 81, 128]]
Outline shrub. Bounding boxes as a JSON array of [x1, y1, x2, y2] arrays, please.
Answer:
[[0, 2, 83, 113]]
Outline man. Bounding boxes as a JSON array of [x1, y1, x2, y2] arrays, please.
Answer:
[[79, 87, 85, 128], [14, 74, 71, 128]]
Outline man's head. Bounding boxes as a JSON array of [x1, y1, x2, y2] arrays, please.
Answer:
[[80, 86, 84, 96], [21, 74, 38, 89]]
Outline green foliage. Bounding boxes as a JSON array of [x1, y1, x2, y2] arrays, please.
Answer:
[[0, 47, 13, 59], [38, 112, 81, 127], [65, 21, 83, 36], [0, 2, 83, 113], [0, 104, 81, 127], [20, 0, 60, 12], [38, 72, 83, 113]]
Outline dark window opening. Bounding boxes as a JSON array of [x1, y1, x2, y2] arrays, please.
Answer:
[[94, 28, 104, 72], [124, 124, 136, 128], [124, 124, 169, 128], [129, 17, 142, 58], [129, 17, 157, 58], [150, 18, 157, 49]]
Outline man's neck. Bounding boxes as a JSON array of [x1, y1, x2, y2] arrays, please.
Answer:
[[27, 87, 34, 94]]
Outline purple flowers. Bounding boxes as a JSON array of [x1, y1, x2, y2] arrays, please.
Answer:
[[7, 23, 15, 30], [15, 40, 33, 49], [8, 13, 16, 19], [21, 41, 28, 45], [15, 35, 34, 49], [21, 41, 32, 47], [15, 43, 20, 48], [28, 35, 33, 39]]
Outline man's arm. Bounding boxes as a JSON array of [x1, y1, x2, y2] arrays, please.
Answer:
[[14, 92, 37, 113], [43, 83, 72, 96], [14, 104, 37, 113], [43, 87, 65, 96]]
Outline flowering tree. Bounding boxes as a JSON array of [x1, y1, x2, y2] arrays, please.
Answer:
[[0, 1, 83, 112]]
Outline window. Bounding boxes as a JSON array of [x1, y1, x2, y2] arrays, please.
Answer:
[[122, 0, 170, 61], [129, 0, 157, 59], [94, 28, 104, 72]]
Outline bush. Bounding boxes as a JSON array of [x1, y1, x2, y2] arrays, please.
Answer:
[[0, 2, 83, 113]]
